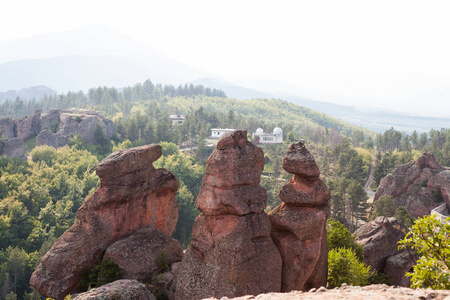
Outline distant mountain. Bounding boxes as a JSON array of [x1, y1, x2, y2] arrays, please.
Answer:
[[0, 85, 57, 104], [0, 25, 208, 92]]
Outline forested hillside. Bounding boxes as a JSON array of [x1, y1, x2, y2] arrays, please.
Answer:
[[1, 79, 450, 298]]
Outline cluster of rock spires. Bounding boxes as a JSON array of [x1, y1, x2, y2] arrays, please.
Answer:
[[0, 109, 114, 158], [30, 131, 332, 299], [374, 153, 450, 218], [175, 131, 283, 299]]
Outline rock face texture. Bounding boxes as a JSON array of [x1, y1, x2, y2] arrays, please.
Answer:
[[36, 130, 70, 148], [14, 110, 41, 139], [104, 227, 183, 283], [0, 117, 15, 139], [355, 217, 414, 286], [1, 109, 114, 158], [0, 138, 25, 158], [37, 109, 115, 147], [175, 130, 282, 300], [71, 279, 156, 300], [30, 144, 179, 300], [269, 142, 330, 292], [374, 153, 450, 218]]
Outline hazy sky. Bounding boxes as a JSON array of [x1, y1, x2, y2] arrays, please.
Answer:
[[1, 0, 450, 116]]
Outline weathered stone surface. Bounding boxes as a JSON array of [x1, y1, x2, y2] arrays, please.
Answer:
[[374, 153, 449, 218], [104, 227, 183, 283], [175, 213, 282, 300], [0, 138, 25, 158], [383, 250, 416, 287], [30, 144, 179, 300], [175, 131, 282, 299], [200, 130, 264, 189], [71, 279, 156, 300], [0, 117, 15, 139], [196, 184, 267, 216], [354, 217, 408, 273], [429, 169, 450, 210], [39, 109, 62, 132], [203, 284, 450, 300], [14, 110, 41, 139], [36, 130, 70, 148], [58, 110, 115, 144], [196, 130, 267, 215], [269, 204, 328, 292], [37, 109, 115, 148], [279, 176, 330, 206], [283, 142, 320, 179], [269, 142, 330, 292]]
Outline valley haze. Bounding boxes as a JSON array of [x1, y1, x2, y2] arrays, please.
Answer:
[[1, 0, 449, 133]]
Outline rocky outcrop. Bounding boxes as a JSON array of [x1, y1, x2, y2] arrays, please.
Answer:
[[30, 144, 179, 300], [104, 227, 183, 283], [0, 138, 25, 158], [384, 251, 415, 287], [355, 216, 414, 286], [269, 142, 330, 292], [204, 284, 450, 300], [1, 109, 114, 158], [71, 279, 156, 300], [14, 110, 41, 139], [37, 109, 115, 147], [36, 130, 70, 148], [58, 110, 115, 144], [374, 153, 450, 218], [40, 109, 62, 132], [175, 130, 282, 300], [0, 117, 15, 139]]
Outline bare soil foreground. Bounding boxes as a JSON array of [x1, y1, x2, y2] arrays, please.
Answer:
[[205, 284, 450, 300]]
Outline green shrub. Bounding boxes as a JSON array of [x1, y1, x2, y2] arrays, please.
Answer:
[[432, 187, 443, 203], [79, 258, 124, 291], [156, 251, 169, 272], [50, 122, 59, 133], [328, 248, 371, 288], [421, 178, 428, 187], [327, 219, 364, 261], [399, 215, 450, 289]]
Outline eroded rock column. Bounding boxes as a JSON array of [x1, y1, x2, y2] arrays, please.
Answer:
[[30, 144, 179, 300], [175, 130, 282, 300], [269, 142, 330, 292]]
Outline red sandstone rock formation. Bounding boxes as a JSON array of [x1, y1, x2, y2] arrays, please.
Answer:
[[354, 216, 415, 287], [175, 130, 282, 300], [269, 142, 330, 292], [30, 144, 179, 300], [374, 153, 450, 218]]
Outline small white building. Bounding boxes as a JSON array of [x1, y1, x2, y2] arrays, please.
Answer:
[[210, 128, 236, 139], [169, 114, 185, 126], [253, 127, 283, 144]]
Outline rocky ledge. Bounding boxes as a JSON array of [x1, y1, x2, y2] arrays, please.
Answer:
[[204, 284, 450, 300]]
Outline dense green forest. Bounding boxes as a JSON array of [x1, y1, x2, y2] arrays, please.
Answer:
[[1, 79, 450, 298]]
